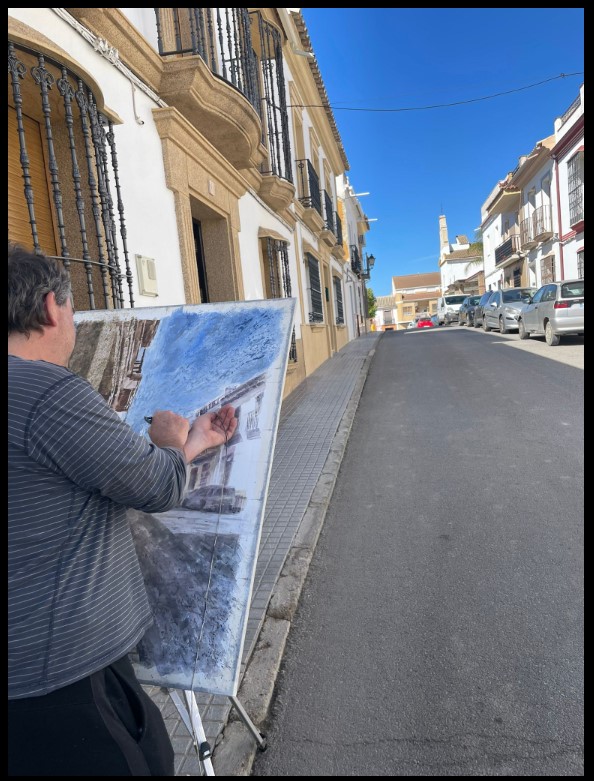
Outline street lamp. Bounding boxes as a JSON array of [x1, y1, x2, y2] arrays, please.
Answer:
[[362, 253, 375, 279]]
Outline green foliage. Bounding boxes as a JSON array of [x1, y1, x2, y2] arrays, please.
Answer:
[[366, 287, 377, 318]]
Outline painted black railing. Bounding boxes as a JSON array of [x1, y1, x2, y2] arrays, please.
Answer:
[[334, 211, 343, 246], [154, 8, 260, 112], [495, 233, 520, 265], [322, 190, 334, 233], [8, 41, 133, 310], [296, 159, 322, 216], [250, 12, 292, 183]]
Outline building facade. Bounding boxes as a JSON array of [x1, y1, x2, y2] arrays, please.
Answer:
[[8, 7, 374, 399]]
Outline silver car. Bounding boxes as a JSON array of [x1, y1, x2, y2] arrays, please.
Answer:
[[482, 287, 537, 334], [517, 279, 584, 346]]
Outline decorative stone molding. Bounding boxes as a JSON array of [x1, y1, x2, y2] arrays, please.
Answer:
[[319, 228, 336, 248], [331, 243, 346, 260], [302, 206, 325, 234], [258, 175, 296, 213], [64, 8, 163, 93], [160, 56, 265, 170]]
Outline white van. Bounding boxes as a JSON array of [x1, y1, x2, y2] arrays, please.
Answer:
[[436, 294, 468, 325]]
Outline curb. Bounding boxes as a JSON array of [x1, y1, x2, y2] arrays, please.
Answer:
[[212, 346, 377, 776]]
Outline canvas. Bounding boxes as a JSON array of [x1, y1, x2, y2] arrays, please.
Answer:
[[70, 299, 295, 696]]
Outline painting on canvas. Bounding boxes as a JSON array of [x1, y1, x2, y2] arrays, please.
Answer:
[[70, 299, 295, 696]]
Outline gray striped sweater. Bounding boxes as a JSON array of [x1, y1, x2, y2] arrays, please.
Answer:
[[8, 355, 188, 699]]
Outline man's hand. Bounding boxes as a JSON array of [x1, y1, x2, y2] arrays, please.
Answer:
[[147, 405, 237, 464], [184, 404, 237, 463], [146, 410, 190, 452]]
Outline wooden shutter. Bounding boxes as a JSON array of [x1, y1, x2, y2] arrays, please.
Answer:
[[8, 106, 57, 255]]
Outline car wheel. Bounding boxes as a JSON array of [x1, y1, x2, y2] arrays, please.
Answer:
[[545, 321, 560, 346], [518, 319, 529, 340], [499, 316, 507, 335], [483, 316, 490, 332]]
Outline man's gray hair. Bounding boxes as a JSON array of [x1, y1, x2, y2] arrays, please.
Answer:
[[8, 243, 72, 336]]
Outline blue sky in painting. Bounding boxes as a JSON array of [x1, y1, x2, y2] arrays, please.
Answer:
[[126, 304, 288, 431]]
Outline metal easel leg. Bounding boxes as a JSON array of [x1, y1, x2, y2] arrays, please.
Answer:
[[228, 695, 267, 751], [168, 689, 216, 776]]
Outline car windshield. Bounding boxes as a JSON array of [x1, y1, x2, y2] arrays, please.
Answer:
[[561, 281, 584, 298], [502, 289, 535, 303], [444, 295, 467, 304], [469, 296, 481, 305]]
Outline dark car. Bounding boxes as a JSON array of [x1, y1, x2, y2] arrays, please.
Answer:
[[458, 295, 481, 326], [472, 290, 495, 328]]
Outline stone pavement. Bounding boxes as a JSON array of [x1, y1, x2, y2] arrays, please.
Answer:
[[144, 332, 381, 776]]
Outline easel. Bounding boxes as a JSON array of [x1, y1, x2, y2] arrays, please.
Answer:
[[168, 689, 267, 776]]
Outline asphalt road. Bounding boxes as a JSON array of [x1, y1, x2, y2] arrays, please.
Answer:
[[252, 326, 584, 776]]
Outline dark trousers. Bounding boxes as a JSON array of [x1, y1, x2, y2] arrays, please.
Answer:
[[8, 656, 174, 776]]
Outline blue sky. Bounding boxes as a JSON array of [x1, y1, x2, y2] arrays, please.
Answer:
[[299, 8, 584, 297]]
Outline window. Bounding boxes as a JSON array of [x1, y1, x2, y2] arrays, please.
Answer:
[[541, 255, 555, 285], [577, 250, 584, 279], [261, 237, 297, 361], [333, 277, 344, 324], [568, 151, 584, 226], [307, 254, 324, 323]]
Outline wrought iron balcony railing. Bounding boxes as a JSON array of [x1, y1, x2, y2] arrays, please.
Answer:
[[495, 233, 521, 266], [349, 245, 362, 275], [532, 204, 553, 240], [154, 8, 260, 112], [322, 190, 335, 234], [520, 216, 535, 249], [295, 159, 322, 216], [334, 211, 343, 246]]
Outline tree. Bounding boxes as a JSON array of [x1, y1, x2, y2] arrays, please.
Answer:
[[366, 287, 377, 318]]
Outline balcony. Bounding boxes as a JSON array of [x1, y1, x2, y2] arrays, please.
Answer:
[[331, 211, 345, 260], [320, 189, 337, 247], [495, 233, 521, 267], [349, 245, 362, 275], [155, 8, 265, 169], [532, 204, 554, 242], [295, 159, 324, 233], [520, 216, 537, 250]]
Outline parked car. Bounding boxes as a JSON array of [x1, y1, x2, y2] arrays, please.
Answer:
[[473, 290, 495, 328], [407, 320, 416, 329], [517, 279, 584, 346], [482, 287, 537, 333], [182, 484, 246, 514], [416, 317, 434, 328], [436, 294, 467, 325], [458, 295, 482, 326], [430, 314, 439, 326]]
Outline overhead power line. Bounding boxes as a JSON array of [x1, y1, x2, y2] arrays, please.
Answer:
[[289, 72, 583, 113]]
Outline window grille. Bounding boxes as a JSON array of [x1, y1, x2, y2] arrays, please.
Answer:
[[307, 254, 324, 323], [568, 151, 584, 226], [8, 41, 133, 311], [263, 238, 297, 361], [333, 277, 344, 324], [577, 250, 584, 279]]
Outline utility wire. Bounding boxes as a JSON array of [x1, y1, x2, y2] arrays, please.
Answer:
[[289, 72, 583, 113]]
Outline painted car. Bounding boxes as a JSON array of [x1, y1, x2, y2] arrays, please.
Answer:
[[416, 318, 434, 328]]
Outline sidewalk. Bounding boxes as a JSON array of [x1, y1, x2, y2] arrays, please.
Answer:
[[145, 332, 381, 776]]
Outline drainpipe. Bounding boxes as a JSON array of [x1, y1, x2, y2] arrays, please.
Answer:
[[552, 154, 565, 280]]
